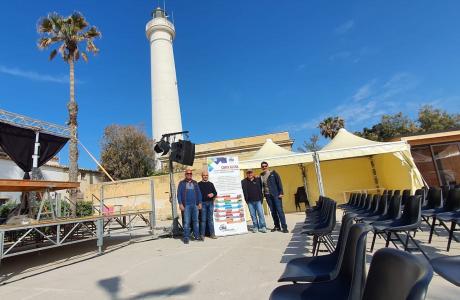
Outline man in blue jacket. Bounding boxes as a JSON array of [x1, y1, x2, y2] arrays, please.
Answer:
[[177, 168, 202, 244], [260, 161, 288, 233]]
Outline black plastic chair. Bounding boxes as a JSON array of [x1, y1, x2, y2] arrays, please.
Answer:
[[431, 255, 460, 287], [356, 195, 386, 222], [421, 188, 442, 218], [427, 188, 460, 244], [362, 248, 433, 300], [367, 195, 403, 252], [278, 213, 356, 283], [270, 224, 371, 300], [401, 189, 411, 207], [303, 201, 337, 255], [356, 195, 380, 218], [373, 196, 427, 258]]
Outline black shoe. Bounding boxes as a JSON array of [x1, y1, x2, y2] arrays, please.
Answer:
[[282, 228, 289, 233], [199, 236, 205, 241], [271, 227, 281, 232], [184, 239, 189, 244]]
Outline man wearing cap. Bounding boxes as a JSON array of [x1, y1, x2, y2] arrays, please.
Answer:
[[241, 169, 267, 233], [198, 171, 218, 239], [177, 168, 202, 244], [260, 161, 288, 233]]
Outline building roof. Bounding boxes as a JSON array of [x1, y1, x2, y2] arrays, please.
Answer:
[[388, 129, 460, 146]]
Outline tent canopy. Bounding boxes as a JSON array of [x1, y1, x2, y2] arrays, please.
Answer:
[[239, 139, 312, 169], [317, 128, 409, 161]]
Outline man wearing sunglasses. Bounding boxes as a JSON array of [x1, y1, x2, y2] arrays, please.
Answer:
[[177, 168, 202, 244], [260, 161, 288, 233], [198, 171, 218, 240]]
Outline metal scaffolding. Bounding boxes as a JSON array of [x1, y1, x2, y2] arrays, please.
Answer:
[[0, 108, 70, 138]]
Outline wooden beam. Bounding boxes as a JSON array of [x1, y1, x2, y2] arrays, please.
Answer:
[[0, 179, 80, 192]]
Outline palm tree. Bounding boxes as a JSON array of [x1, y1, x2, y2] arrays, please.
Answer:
[[318, 116, 345, 139], [37, 12, 101, 213]]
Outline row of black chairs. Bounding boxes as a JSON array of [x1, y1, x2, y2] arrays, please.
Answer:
[[303, 197, 337, 255], [271, 211, 433, 300]]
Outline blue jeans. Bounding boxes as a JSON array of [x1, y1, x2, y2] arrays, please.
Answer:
[[266, 194, 287, 230], [248, 201, 266, 230], [200, 201, 215, 236], [183, 204, 199, 240]]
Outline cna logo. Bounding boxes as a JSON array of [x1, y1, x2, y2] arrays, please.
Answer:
[[219, 224, 227, 231]]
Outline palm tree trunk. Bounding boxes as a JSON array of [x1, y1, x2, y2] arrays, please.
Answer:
[[68, 59, 79, 217]]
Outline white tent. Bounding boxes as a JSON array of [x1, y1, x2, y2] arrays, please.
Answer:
[[310, 128, 425, 202], [239, 139, 313, 169], [239, 129, 425, 210]]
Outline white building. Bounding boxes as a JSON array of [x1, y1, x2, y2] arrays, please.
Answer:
[[0, 150, 103, 204]]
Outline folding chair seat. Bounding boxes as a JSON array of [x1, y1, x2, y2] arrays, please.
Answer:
[[278, 213, 356, 283], [431, 255, 460, 287], [270, 224, 371, 300], [362, 248, 433, 300], [372, 196, 427, 258]]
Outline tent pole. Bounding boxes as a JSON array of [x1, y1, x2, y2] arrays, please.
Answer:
[[313, 152, 325, 197]]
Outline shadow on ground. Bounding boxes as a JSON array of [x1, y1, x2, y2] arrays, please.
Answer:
[[98, 276, 192, 299], [0, 232, 159, 285]]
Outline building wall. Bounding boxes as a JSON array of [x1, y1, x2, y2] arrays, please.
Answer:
[[0, 158, 104, 203], [390, 130, 460, 187]]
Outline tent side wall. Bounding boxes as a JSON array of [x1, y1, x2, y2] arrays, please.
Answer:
[[373, 152, 423, 193], [319, 157, 378, 203]]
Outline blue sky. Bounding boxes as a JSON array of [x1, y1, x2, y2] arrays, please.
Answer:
[[0, 1, 459, 169]]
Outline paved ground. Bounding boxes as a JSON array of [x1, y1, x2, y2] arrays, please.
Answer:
[[0, 212, 459, 299]]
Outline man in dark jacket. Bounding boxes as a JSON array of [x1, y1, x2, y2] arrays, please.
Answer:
[[198, 171, 218, 239], [260, 161, 288, 233], [177, 168, 202, 244], [241, 169, 267, 233]]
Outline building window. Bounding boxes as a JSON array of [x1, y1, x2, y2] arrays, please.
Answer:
[[412, 146, 439, 187], [432, 143, 460, 186]]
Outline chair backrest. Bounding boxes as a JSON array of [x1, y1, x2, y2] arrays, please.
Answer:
[[362, 248, 433, 300], [400, 195, 422, 226], [385, 195, 402, 220], [337, 223, 371, 300], [375, 194, 388, 216], [445, 188, 460, 212], [426, 187, 442, 209], [370, 195, 380, 213], [359, 194, 368, 208], [441, 185, 450, 202], [331, 212, 356, 278], [363, 194, 373, 211], [402, 189, 411, 206], [393, 190, 401, 196]]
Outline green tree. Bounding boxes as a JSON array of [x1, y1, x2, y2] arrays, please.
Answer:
[[318, 116, 345, 139], [417, 105, 460, 132], [357, 112, 419, 141], [37, 12, 101, 211], [298, 134, 321, 152], [100, 125, 155, 180]]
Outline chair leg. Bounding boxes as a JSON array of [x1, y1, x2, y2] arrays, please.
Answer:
[[447, 222, 456, 252], [385, 231, 391, 248], [428, 216, 436, 244], [404, 231, 410, 251], [370, 230, 377, 252], [312, 235, 318, 256]]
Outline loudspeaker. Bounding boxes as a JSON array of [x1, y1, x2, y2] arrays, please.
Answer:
[[171, 140, 195, 166]]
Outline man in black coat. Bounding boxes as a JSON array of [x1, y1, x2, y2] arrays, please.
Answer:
[[260, 161, 288, 233], [241, 169, 267, 233], [198, 171, 218, 239]]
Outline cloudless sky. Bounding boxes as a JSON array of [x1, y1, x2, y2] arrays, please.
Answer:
[[0, 1, 459, 169]]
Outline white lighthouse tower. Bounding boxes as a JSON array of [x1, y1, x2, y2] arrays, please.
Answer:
[[146, 7, 183, 142]]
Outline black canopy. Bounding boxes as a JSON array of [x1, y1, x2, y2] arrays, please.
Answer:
[[0, 122, 69, 178]]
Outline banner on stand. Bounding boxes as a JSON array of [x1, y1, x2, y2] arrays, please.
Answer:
[[207, 156, 247, 236]]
